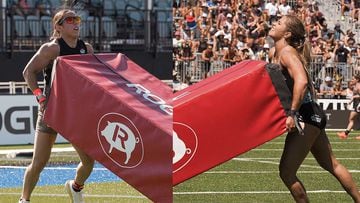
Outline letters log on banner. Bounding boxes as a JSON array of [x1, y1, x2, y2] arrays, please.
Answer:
[[44, 53, 172, 203], [173, 61, 288, 185]]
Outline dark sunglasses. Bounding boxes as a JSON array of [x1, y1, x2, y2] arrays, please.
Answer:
[[58, 16, 81, 25]]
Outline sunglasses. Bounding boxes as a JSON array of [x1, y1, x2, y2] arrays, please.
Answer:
[[58, 16, 81, 25]]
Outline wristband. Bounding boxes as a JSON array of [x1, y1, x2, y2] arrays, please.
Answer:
[[33, 88, 46, 104], [287, 109, 297, 117], [32, 88, 42, 96]]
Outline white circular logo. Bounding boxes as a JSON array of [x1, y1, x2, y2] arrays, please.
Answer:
[[97, 113, 144, 168], [173, 122, 198, 173]]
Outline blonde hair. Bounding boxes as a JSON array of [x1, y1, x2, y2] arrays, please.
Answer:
[[50, 9, 75, 40], [283, 15, 311, 70], [284, 15, 315, 97]]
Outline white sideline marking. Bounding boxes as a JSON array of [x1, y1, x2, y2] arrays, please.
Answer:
[[252, 149, 360, 151], [0, 192, 145, 199], [0, 147, 75, 155], [270, 141, 360, 145], [233, 158, 322, 169], [0, 165, 108, 171], [205, 170, 360, 174], [233, 157, 360, 160], [174, 190, 347, 195]]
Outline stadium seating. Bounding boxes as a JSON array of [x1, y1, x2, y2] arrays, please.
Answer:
[[103, 0, 116, 17], [101, 16, 117, 38], [13, 15, 27, 37], [40, 15, 52, 37], [27, 15, 40, 37]]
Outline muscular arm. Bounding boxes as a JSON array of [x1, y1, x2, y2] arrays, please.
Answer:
[[22, 42, 59, 91], [280, 48, 308, 111]]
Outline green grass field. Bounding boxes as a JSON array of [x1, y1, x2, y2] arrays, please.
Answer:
[[0, 143, 151, 203], [1, 132, 359, 202], [173, 131, 360, 203]]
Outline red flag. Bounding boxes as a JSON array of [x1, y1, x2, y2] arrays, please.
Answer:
[[173, 60, 287, 185], [44, 53, 172, 202]]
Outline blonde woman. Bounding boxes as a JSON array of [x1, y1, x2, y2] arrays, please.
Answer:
[[21, 9, 94, 203], [269, 15, 360, 202]]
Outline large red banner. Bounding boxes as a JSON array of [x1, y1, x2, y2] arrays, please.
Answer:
[[44, 53, 172, 202], [173, 60, 287, 185]]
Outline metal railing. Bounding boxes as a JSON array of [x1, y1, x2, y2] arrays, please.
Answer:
[[0, 80, 172, 95], [173, 54, 360, 91], [2, 6, 172, 54], [0, 81, 44, 94]]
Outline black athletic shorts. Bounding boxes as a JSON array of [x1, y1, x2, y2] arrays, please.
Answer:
[[298, 102, 327, 130]]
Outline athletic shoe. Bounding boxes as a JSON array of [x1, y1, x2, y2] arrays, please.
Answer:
[[341, 15, 345, 21], [337, 132, 348, 139], [65, 180, 84, 203], [18, 199, 30, 203]]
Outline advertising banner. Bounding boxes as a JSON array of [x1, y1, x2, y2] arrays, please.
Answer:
[[0, 95, 67, 145]]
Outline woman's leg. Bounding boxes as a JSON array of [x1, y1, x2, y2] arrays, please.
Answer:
[[338, 111, 358, 138], [279, 124, 320, 203], [311, 130, 360, 202], [21, 131, 57, 201], [346, 111, 358, 133], [73, 145, 94, 187]]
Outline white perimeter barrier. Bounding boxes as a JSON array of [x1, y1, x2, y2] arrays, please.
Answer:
[[0, 95, 67, 145]]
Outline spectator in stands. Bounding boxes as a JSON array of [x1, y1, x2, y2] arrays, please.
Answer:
[[240, 47, 252, 61], [278, 0, 291, 16], [334, 23, 345, 40], [352, 0, 360, 23], [20, 9, 94, 203], [185, 7, 197, 30], [319, 76, 335, 98], [172, 0, 357, 90], [257, 43, 270, 62], [323, 43, 336, 77], [264, 0, 278, 25], [198, 12, 210, 30], [201, 43, 217, 79], [335, 40, 351, 78], [223, 40, 238, 67], [333, 80, 345, 99], [194, 34, 208, 53], [8, 0, 31, 17], [182, 27, 193, 40], [216, 8, 227, 29], [311, 39, 323, 55], [173, 30, 183, 51], [35, 0, 52, 17], [176, 39, 196, 83], [341, 0, 352, 21]]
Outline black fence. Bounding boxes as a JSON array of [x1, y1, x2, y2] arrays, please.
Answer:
[[1, 4, 172, 54]]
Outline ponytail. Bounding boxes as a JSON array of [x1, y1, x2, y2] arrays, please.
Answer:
[[299, 38, 311, 70], [299, 39, 317, 100], [50, 29, 61, 41]]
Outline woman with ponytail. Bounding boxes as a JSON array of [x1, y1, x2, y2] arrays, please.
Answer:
[[21, 9, 94, 203], [268, 15, 360, 202]]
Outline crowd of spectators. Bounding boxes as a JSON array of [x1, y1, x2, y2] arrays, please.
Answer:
[[340, 0, 360, 22], [172, 0, 360, 96]]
